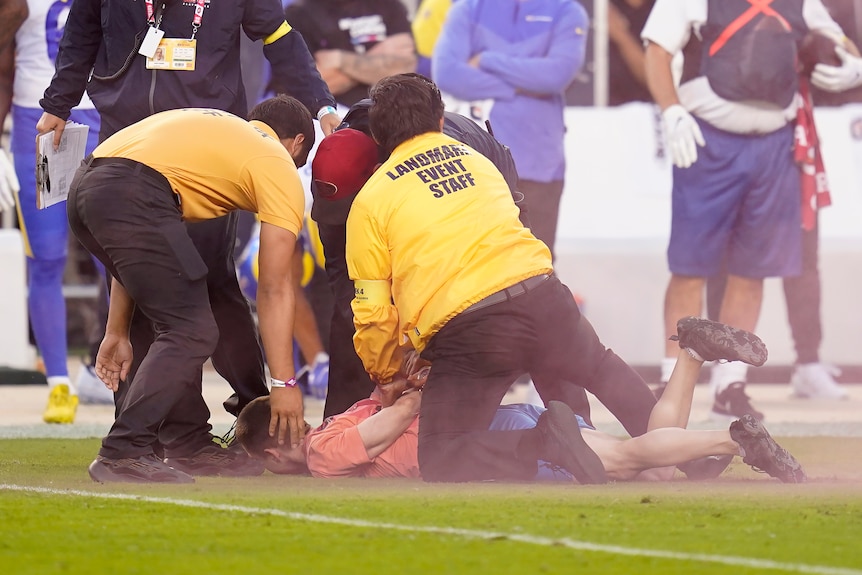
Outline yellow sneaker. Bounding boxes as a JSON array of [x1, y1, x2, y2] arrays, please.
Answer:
[[43, 384, 78, 424]]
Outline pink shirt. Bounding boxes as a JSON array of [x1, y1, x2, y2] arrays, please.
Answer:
[[302, 398, 420, 479]]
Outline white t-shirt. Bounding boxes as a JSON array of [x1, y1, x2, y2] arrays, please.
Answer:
[[13, 0, 95, 109], [641, 0, 842, 134]]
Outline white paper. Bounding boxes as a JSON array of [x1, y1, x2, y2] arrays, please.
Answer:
[[36, 122, 90, 209]]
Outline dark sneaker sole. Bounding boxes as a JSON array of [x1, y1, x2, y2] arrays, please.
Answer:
[[545, 401, 608, 485], [677, 454, 733, 480], [88, 456, 195, 484], [671, 317, 768, 366], [729, 415, 807, 483], [164, 460, 265, 477]]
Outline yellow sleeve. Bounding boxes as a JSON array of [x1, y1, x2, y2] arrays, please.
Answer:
[[412, 0, 452, 58], [345, 203, 403, 384]]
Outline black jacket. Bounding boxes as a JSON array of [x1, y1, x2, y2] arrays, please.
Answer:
[[318, 99, 528, 322], [41, 0, 335, 140]]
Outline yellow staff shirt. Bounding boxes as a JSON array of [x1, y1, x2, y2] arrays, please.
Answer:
[[92, 108, 305, 236], [346, 131, 553, 383]]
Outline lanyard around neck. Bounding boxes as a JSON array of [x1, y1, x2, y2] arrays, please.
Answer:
[[145, 0, 209, 39]]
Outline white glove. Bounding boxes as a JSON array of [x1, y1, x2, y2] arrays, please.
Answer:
[[811, 46, 862, 92], [661, 104, 706, 169], [0, 149, 20, 213]]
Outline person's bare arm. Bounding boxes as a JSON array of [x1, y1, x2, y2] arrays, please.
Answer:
[[608, 4, 648, 88], [321, 33, 417, 87], [257, 222, 304, 447], [95, 277, 135, 390], [0, 38, 14, 128], [0, 0, 26, 49], [356, 388, 421, 459], [644, 41, 679, 110]]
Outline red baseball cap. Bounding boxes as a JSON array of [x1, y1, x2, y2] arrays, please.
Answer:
[[310, 128, 380, 225]]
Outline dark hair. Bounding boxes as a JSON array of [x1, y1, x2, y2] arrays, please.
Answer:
[[369, 73, 445, 157], [249, 95, 316, 162], [235, 396, 279, 459]]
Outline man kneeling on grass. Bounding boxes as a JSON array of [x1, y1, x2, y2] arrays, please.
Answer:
[[236, 318, 806, 483]]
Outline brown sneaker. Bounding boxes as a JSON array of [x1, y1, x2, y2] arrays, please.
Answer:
[[164, 442, 265, 477], [671, 317, 768, 366], [730, 414, 807, 483], [88, 454, 195, 484]]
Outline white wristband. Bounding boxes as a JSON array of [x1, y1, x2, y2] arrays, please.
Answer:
[[271, 377, 297, 388], [317, 106, 337, 121]]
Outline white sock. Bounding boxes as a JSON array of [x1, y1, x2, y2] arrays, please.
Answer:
[[710, 362, 748, 394], [660, 357, 677, 384], [47, 375, 76, 395]]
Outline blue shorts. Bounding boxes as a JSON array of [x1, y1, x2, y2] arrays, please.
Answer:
[[11, 105, 101, 260], [667, 120, 802, 278], [490, 403, 593, 482]]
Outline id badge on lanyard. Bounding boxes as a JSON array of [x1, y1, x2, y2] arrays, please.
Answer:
[[142, 0, 205, 71]]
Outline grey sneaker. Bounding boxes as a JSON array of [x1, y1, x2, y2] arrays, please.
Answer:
[[729, 414, 807, 483], [536, 401, 607, 485], [670, 317, 768, 366], [88, 454, 195, 484], [164, 442, 265, 477], [790, 363, 848, 400]]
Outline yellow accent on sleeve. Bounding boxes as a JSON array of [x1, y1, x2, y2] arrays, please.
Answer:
[[354, 280, 392, 306], [264, 21, 292, 45]]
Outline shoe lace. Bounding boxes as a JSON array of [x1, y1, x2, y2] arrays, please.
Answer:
[[217, 420, 238, 448]]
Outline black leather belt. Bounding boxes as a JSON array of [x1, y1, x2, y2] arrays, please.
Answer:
[[85, 156, 180, 208], [462, 273, 552, 315]]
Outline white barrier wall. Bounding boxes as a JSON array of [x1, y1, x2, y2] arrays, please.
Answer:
[[554, 102, 862, 366], [0, 229, 35, 369], [2, 104, 860, 370]]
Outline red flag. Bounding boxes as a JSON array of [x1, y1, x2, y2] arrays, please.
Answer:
[[794, 78, 832, 231]]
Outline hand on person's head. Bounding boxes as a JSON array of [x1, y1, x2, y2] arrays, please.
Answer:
[[268, 386, 305, 448], [319, 111, 341, 136], [375, 373, 410, 408], [407, 365, 430, 389], [402, 349, 431, 378]]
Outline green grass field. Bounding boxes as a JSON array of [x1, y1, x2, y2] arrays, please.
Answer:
[[2, 437, 862, 575]]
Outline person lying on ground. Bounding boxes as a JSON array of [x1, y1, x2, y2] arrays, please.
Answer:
[[236, 317, 806, 483]]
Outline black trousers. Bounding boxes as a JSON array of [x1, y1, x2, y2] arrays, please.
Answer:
[[68, 158, 262, 459], [316, 222, 376, 418], [706, 222, 821, 364], [417, 275, 657, 482], [116, 214, 267, 456], [518, 179, 564, 260]]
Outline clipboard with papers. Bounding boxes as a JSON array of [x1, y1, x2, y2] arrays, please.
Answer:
[[36, 122, 90, 209]]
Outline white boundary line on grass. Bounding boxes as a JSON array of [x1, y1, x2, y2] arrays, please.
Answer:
[[2, 483, 860, 575]]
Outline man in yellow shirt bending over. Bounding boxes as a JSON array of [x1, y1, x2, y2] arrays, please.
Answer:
[[69, 96, 312, 484]]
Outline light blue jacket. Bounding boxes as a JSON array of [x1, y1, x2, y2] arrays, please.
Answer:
[[432, 0, 588, 182]]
